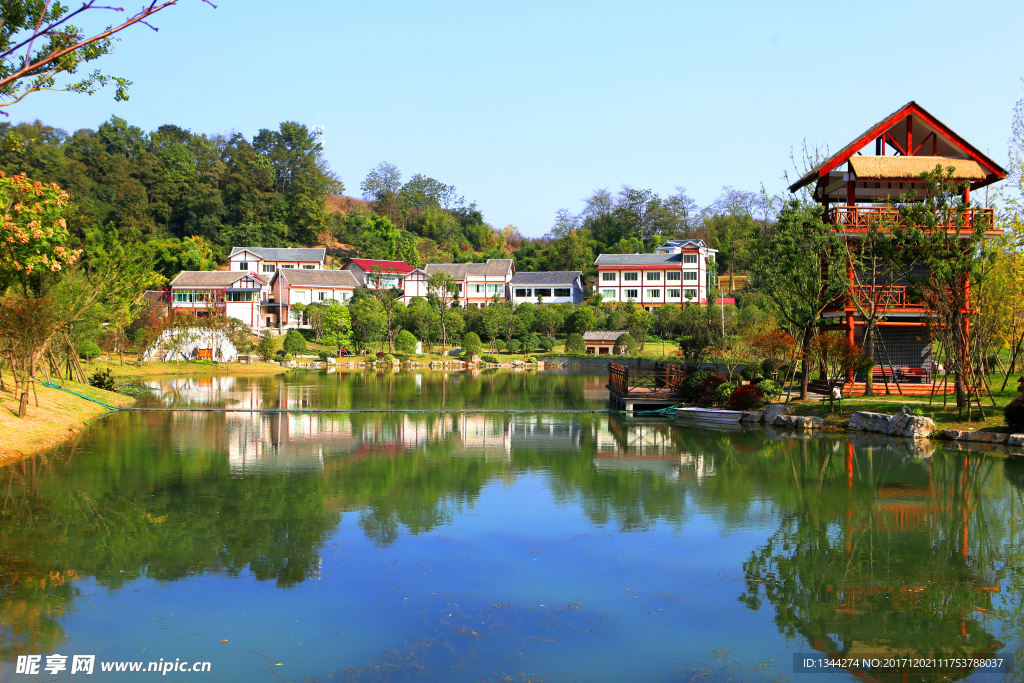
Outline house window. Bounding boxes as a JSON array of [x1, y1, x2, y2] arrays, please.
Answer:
[[666, 271, 680, 281], [535, 288, 552, 297], [293, 290, 307, 303], [683, 254, 698, 264], [262, 264, 276, 272], [683, 271, 698, 281], [625, 289, 638, 299], [668, 289, 681, 298], [623, 272, 639, 281], [172, 290, 193, 303], [280, 264, 294, 269], [239, 262, 248, 270], [226, 291, 257, 302], [602, 272, 616, 281], [646, 272, 661, 281], [684, 289, 697, 299], [487, 284, 503, 295], [602, 289, 616, 300], [457, 284, 463, 293], [515, 288, 530, 297], [471, 283, 484, 294], [303, 265, 315, 269], [318, 292, 327, 301], [553, 288, 570, 297], [647, 289, 661, 298]]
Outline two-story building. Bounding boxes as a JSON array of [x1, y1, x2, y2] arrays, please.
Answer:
[[423, 259, 515, 307], [593, 240, 716, 310], [271, 269, 360, 326], [229, 247, 327, 328], [168, 271, 266, 329], [340, 258, 430, 302], [508, 271, 584, 305]]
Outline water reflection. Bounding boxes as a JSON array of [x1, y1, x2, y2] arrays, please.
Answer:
[[1, 370, 1023, 681]]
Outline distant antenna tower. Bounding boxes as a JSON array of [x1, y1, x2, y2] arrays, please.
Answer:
[[313, 107, 325, 151]]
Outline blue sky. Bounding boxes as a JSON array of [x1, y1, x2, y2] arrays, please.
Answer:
[[9, 0, 1024, 237]]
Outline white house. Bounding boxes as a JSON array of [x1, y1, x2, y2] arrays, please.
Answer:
[[423, 259, 515, 307], [593, 240, 717, 310], [229, 247, 327, 328], [168, 271, 266, 329], [508, 271, 584, 305], [340, 258, 430, 302], [271, 269, 359, 326]]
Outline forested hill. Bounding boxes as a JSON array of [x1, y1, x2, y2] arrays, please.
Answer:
[[0, 118, 764, 284]]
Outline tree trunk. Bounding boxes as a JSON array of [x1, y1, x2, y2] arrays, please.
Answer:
[[18, 392, 28, 418], [863, 324, 875, 396]]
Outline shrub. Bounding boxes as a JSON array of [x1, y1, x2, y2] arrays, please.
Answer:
[[527, 356, 537, 363], [565, 333, 585, 354], [682, 370, 717, 399], [481, 354, 499, 364], [88, 369, 117, 392], [283, 329, 307, 356], [283, 353, 294, 361], [741, 366, 764, 382], [614, 333, 637, 355], [694, 375, 727, 407], [728, 373, 743, 383], [728, 384, 765, 411], [758, 379, 783, 402], [520, 333, 540, 354], [538, 336, 555, 352], [506, 339, 521, 354], [461, 332, 482, 358], [383, 354, 395, 363], [318, 351, 329, 362], [396, 330, 418, 356], [256, 333, 277, 362], [494, 339, 506, 352], [79, 340, 101, 361], [1006, 396, 1024, 432], [714, 382, 738, 407]]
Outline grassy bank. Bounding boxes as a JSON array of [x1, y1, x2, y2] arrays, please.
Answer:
[[783, 374, 1022, 432], [0, 370, 135, 462], [82, 358, 288, 379]]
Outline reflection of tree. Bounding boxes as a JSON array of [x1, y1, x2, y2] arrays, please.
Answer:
[[740, 448, 1004, 681]]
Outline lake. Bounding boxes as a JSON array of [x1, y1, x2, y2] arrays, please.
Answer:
[[0, 369, 1020, 682]]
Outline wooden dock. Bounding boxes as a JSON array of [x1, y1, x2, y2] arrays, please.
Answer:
[[607, 362, 685, 411]]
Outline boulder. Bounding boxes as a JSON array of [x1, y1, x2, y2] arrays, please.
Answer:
[[764, 404, 793, 423], [943, 430, 1009, 444], [1008, 434, 1024, 447], [772, 414, 823, 430], [848, 411, 891, 433], [740, 410, 765, 423], [848, 408, 935, 439]]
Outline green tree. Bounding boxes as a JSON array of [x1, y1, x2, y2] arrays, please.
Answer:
[[565, 332, 586, 354], [282, 329, 307, 356], [395, 329, 417, 355], [426, 271, 459, 355], [748, 200, 845, 399], [567, 307, 596, 334], [256, 332, 276, 361], [461, 332, 482, 358]]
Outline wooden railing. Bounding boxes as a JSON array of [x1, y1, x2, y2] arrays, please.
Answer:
[[826, 206, 995, 232], [608, 362, 686, 397], [851, 285, 910, 309]]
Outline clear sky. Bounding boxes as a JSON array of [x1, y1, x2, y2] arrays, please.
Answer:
[[8, 0, 1024, 237]]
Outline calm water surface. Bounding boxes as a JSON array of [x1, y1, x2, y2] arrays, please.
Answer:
[[0, 369, 1022, 682]]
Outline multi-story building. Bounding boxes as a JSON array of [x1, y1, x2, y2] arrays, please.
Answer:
[[787, 101, 1005, 383], [228, 247, 327, 328], [508, 271, 584, 305], [271, 269, 359, 326], [593, 240, 716, 310], [423, 259, 515, 307], [340, 258, 430, 302], [168, 271, 266, 329]]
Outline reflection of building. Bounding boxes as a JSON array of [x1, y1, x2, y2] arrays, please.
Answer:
[[592, 416, 715, 481]]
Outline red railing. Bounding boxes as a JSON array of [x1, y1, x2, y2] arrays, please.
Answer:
[[851, 285, 910, 309], [826, 206, 995, 232]]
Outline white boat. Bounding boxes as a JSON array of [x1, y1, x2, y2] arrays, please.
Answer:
[[674, 407, 745, 424]]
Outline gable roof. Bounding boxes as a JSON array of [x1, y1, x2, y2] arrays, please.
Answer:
[[170, 271, 264, 287], [229, 247, 326, 262], [847, 155, 987, 180], [583, 330, 626, 342], [594, 253, 684, 267], [423, 259, 515, 280], [788, 102, 1006, 193], [510, 271, 582, 285], [274, 269, 359, 288], [346, 259, 414, 274]]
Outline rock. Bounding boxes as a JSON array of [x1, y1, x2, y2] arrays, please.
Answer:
[[883, 407, 936, 439], [772, 414, 823, 430], [848, 411, 891, 433], [740, 410, 764, 423], [764, 404, 793, 423], [1008, 434, 1024, 446], [943, 429, 1009, 444]]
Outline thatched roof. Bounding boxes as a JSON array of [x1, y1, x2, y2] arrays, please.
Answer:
[[849, 156, 987, 180]]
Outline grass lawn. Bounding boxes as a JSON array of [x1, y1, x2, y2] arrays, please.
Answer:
[[81, 357, 288, 379], [783, 374, 1022, 432], [0, 369, 135, 462]]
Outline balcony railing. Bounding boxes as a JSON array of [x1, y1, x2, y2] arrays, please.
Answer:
[[851, 285, 911, 309], [826, 206, 995, 232]]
